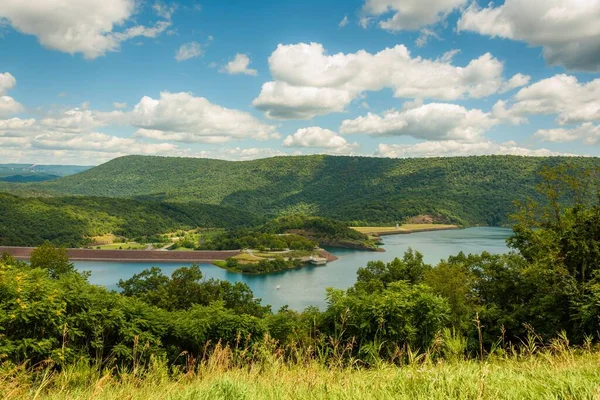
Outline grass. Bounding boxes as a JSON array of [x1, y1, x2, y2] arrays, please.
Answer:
[[169, 247, 197, 252], [353, 224, 458, 235], [2, 345, 600, 399], [253, 250, 315, 259], [92, 243, 147, 250], [233, 253, 263, 262]]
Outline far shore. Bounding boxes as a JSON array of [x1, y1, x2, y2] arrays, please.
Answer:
[[352, 224, 460, 237]]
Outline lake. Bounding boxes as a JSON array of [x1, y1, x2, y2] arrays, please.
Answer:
[[77, 227, 513, 311]]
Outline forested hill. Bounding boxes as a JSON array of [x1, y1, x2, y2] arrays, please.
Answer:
[[0, 194, 261, 247], [9, 155, 600, 226]]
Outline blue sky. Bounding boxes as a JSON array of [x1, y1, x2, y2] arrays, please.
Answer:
[[0, 0, 599, 165]]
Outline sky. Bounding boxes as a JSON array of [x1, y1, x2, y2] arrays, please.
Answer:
[[0, 0, 600, 165]]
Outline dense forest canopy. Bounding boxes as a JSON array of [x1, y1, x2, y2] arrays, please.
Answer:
[[0, 194, 261, 247], [4, 155, 600, 226]]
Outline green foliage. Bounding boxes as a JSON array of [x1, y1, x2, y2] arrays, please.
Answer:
[[234, 257, 303, 274], [8, 155, 600, 226], [29, 242, 75, 279], [354, 249, 430, 292], [198, 229, 317, 251], [117, 265, 269, 316], [324, 282, 449, 353], [0, 193, 262, 247]]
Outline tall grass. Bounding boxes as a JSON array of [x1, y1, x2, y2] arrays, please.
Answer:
[[2, 333, 600, 400]]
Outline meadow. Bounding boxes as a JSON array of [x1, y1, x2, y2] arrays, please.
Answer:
[[2, 339, 599, 399], [352, 224, 459, 235]]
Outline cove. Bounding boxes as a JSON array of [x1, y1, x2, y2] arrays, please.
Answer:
[[77, 227, 512, 311]]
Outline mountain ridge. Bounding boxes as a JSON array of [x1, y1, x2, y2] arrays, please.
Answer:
[[4, 154, 600, 226]]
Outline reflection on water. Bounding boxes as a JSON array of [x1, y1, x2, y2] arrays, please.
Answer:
[[78, 227, 512, 311]]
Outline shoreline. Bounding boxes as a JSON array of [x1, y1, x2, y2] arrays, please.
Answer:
[[0, 246, 242, 263], [355, 225, 460, 237], [375, 226, 460, 236]]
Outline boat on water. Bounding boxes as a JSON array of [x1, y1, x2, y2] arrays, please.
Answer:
[[309, 256, 327, 265], [276, 285, 281, 290]]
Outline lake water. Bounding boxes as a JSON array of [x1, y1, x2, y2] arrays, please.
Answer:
[[77, 227, 512, 311]]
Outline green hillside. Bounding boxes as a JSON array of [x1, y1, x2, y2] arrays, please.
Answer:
[[6, 155, 600, 226], [0, 194, 261, 247]]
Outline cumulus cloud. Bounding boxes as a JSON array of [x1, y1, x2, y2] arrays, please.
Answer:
[[175, 42, 204, 61], [0, 72, 23, 116], [0, 0, 171, 59], [283, 127, 359, 154], [220, 54, 258, 76], [340, 103, 498, 142], [458, 0, 600, 71], [363, 0, 467, 31], [113, 102, 128, 109], [0, 72, 17, 95], [535, 123, 600, 144], [0, 117, 36, 135], [31, 132, 176, 154], [0, 96, 24, 117], [497, 74, 600, 125], [40, 109, 105, 133], [376, 140, 573, 158], [0, 113, 181, 164], [253, 42, 514, 120], [500, 73, 531, 93], [111, 92, 278, 143]]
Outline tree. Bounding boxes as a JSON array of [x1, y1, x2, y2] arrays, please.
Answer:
[[354, 249, 430, 293], [29, 242, 75, 279]]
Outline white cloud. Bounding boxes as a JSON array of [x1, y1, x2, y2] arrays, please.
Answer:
[[220, 54, 258, 76], [415, 29, 441, 48], [194, 147, 291, 161], [359, 16, 373, 29], [31, 131, 176, 154], [500, 73, 531, 93], [117, 92, 277, 143], [0, 0, 171, 59], [0, 96, 24, 117], [40, 109, 105, 133], [153, 2, 177, 19], [113, 102, 128, 109], [0, 113, 181, 164], [175, 42, 204, 61], [535, 123, 600, 144], [458, 0, 600, 71], [499, 74, 600, 125], [0, 72, 17, 95], [363, 0, 467, 31], [253, 43, 512, 120], [253, 81, 354, 120], [376, 140, 573, 158], [0, 72, 23, 116], [339, 16, 350, 28], [0, 117, 36, 135], [283, 127, 359, 154], [340, 103, 497, 142]]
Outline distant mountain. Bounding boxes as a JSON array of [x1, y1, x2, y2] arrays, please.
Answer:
[[11, 154, 599, 226], [0, 163, 92, 183]]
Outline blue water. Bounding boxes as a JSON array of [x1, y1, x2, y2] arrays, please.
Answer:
[[77, 227, 512, 311]]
